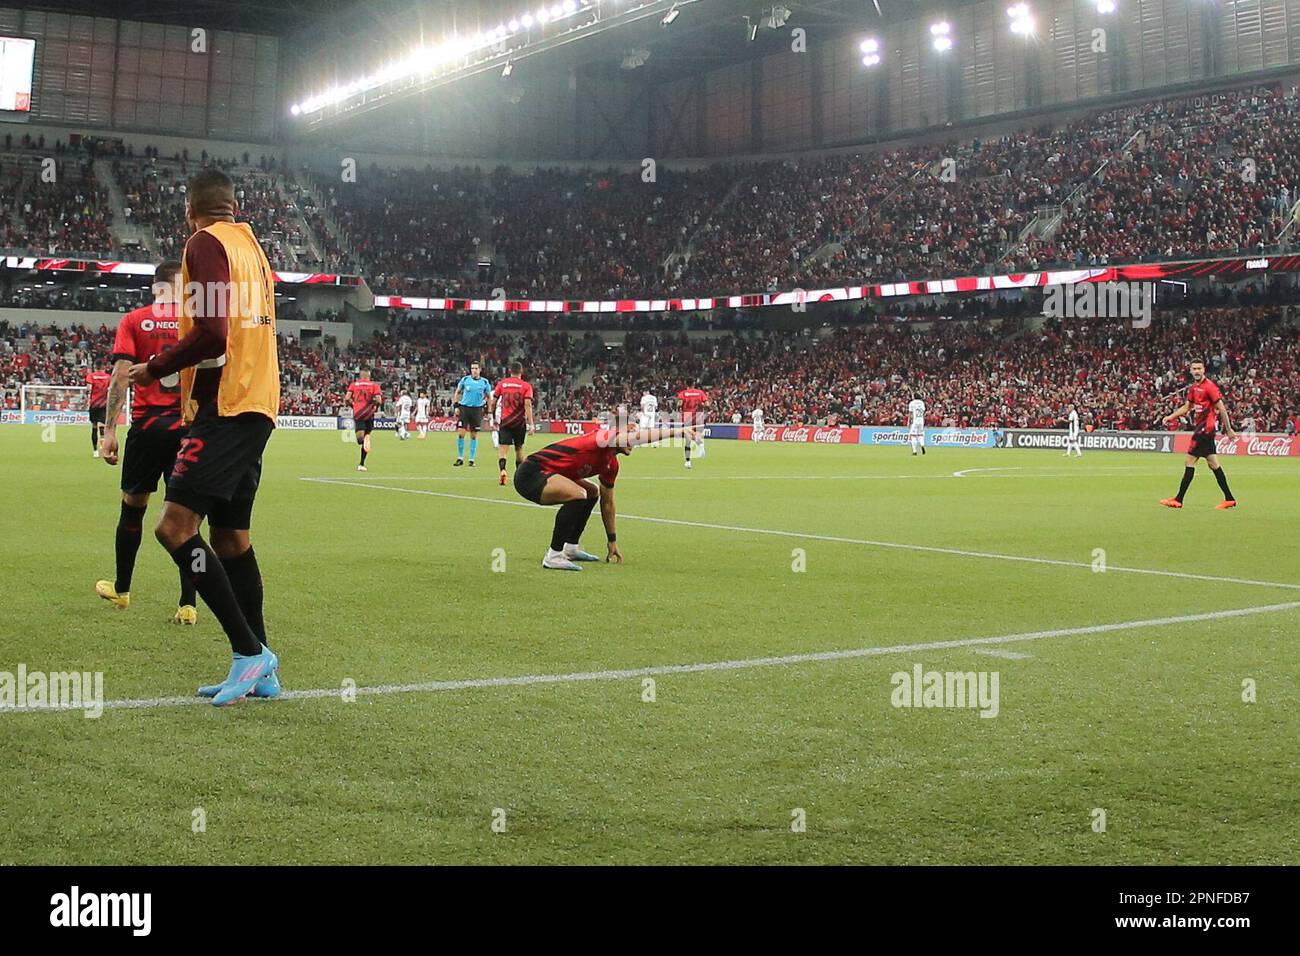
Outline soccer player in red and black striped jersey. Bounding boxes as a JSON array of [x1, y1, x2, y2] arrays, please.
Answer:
[[348, 370, 382, 471], [86, 367, 111, 455], [1161, 359, 1239, 509], [488, 361, 534, 486], [677, 385, 709, 468], [94, 260, 198, 623], [514, 421, 699, 570]]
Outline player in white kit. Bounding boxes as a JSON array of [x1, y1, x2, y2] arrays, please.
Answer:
[[415, 393, 431, 438], [395, 391, 413, 440], [907, 397, 926, 456], [1064, 404, 1083, 457], [638, 392, 658, 431], [751, 407, 765, 441]]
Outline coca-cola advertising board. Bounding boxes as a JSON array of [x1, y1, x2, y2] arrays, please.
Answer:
[[1173, 433, 1300, 457]]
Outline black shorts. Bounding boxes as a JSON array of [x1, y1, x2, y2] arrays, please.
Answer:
[[498, 422, 527, 448], [353, 416, 375, 438], [164, 403, 274, 528], [121, 423, 186, 495], [89, 407, 106, 426], [458, 405, 485, 431], [514, 459, 550, 505], [1189, 433, 1218, 459]]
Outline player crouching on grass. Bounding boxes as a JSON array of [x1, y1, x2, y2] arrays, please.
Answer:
[[1160, 359, 1239, 510], [514, 422, 699, 571]]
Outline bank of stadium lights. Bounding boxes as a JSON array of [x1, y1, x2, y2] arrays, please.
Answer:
[[860, 37, 881, 68], [766, 5, 792, 29], [662, 3, 680, 26], [930, 21, 952, 52], [291, 0, 585, 114], [1007, 3, 1034, 36]]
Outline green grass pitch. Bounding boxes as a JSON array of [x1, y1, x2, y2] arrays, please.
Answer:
[[1, 425, 1297, 865]]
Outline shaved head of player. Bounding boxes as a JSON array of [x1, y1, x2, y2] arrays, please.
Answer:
[[128, 166, 283, 705], [513, 420, 699, 571], [1161, 359, 1239, 509]]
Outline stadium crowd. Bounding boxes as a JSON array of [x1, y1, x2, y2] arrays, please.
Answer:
[[0, 156, 113, 258], [564, 307, 1299, 433], [3, 306, 1296, 433], [317, 84, 1300, 299], [5, 84, 1300, 302], [112, 157, 309, 268]]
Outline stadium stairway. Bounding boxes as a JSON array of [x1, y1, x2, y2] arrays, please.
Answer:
[[291, 167, 357, 268], [821, 155, 927, 257], [96, 161, 154, 255], [268, 174, 318, 270], [679, 172, 752, 261]]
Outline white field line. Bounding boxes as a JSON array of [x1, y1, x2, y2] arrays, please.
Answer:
[[974, 649, 1033, 660], [952, 466, 1022, 478], [300, 477, 1300, 593], [300, 471, 1174, 482], [7, 601, 1297, 715]]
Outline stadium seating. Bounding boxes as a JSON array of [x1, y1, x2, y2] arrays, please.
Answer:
[[5, 84, 1299, 299], [5, 306, 1296, 433]]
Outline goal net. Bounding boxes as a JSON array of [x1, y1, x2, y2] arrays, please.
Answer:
[[21, 384, 87, 414], [17, 384, 129, 425]]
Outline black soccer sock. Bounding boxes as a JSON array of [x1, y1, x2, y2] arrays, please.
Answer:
[[90, 424, 98, 450], [498, 457, 507, 472], [178, 567, 197, 608], [1212, 466, 1235, 501], [1175, 466, 1196, 502], [113, 502, 148, 593], [167, 534, 261, 656], [570, 494, 598, 542], [550, 505, 576, 552], [684, 444, 692, 462], [360, 448, 368, 465], [220, 547, 266, 646]]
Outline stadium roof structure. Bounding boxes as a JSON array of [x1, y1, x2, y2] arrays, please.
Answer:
[[25, 1, 982, 53], [279, 0, 997, 98]]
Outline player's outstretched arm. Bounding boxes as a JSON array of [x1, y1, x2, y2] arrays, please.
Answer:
[[599, 482, 621, 563], [622, 425, 699, 448], [1162, 402, 1190, 427]]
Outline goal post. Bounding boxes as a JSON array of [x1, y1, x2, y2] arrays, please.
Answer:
[[20, 384, 88, 416], [17, 384, 128, 425]]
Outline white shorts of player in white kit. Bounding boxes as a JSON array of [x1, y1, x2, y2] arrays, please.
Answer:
[[752, 419, 764, 441], [637, 412, 655, 431]]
